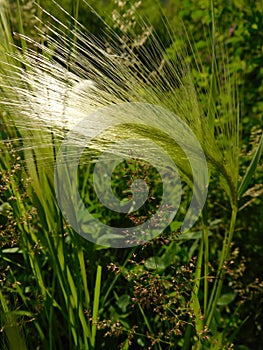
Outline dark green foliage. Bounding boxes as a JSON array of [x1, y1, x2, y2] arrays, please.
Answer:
[[0, 1, 262, 350]]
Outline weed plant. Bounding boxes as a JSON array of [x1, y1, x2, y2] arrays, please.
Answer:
[[0, 0, 262, 349]]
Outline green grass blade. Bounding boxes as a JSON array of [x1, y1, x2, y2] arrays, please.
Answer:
[[190, 239, 204, 338], [202, 214, 209, 318], [138, 303, 162, 350], [138, 303, 153, 334], [15, 0, 27, 52], [78, 249, 91, 308], [91, 265, 102, 349], [238, 132, 263, 199], [0, 290, 28, 350]]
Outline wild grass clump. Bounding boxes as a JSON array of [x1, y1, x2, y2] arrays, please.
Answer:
[[0, 0, 262, 349]]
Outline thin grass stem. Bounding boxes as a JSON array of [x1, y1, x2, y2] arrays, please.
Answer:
[[202, 205, 209, 318], [91, 265, 102, 349], [206, 205, 238, 328]]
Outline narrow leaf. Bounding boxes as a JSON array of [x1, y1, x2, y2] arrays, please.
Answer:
[[238, 132, 263, 199], [91, 265, 102, 348]]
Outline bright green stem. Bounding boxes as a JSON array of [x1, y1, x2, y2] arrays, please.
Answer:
[[91, 265, 102, 349], [202, 210, 209, 318], [206, 205, 238, 328], [138, 303, 162, 350]]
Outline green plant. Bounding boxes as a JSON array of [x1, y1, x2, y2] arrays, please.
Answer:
[[0, 0, 262, 349]]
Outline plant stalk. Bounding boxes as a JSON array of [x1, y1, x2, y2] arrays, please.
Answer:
[[206, 205, 238, 328]]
